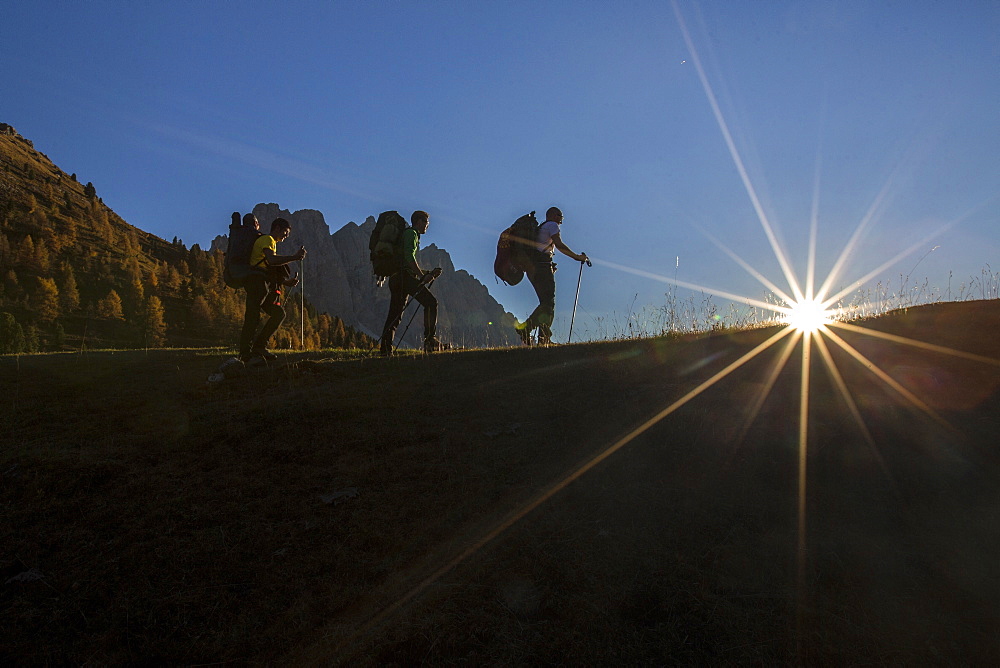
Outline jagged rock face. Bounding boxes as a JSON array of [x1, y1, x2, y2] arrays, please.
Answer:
[[214, 204, 518, 349]]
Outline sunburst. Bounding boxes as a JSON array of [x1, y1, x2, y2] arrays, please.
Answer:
[[782, 298, 832, 333], [344, 3, 999, 652]]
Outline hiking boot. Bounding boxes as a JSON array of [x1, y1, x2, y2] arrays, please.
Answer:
[[537, 326, 552, 346], [219, 356, 246, 379], [242, 353, 268, 368], [423, 337, 442, 353]]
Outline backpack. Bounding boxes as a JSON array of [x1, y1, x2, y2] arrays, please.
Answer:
[[494, 211, 540, 286], [369, 210, 408, 283], [223, 212, 264, 289]]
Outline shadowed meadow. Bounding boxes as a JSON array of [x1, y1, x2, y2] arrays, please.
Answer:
[[1, 299, 999, 664]]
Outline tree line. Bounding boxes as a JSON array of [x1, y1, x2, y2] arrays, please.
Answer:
[[0, 165, 374, 353]]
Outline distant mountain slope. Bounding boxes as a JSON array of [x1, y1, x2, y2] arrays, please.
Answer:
[[211, 203, 519, 349], [0, 123, 372, 351]]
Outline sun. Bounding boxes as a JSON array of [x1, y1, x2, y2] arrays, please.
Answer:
[[784, 298, 831, 333]]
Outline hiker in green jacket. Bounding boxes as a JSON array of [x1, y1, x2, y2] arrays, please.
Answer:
[[239, 216, 306, 362], [517, 207, 588, 345], [379, 210, 443, 355]]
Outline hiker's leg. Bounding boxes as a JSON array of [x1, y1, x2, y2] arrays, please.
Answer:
[[239, 275, 268, 356], [253, 290, 285, 351], [413, 286, 438, 341], [523, 265, 543, 330], [537, 323, 553, 345], [526, 262, 556, 331], [380, 274, 407, 353]]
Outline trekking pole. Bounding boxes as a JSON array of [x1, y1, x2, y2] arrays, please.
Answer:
[[567, 258, 592, 344], [393, 275, 436, 353], [300, 256, 305, 350]]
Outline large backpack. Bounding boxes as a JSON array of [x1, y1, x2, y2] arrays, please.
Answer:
[[494, 211, 540, 286], [369, 210, 408, 283], [223, 212, 264, 289]]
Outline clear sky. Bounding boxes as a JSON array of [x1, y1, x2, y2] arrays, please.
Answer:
[[3, 1, 998, 340]]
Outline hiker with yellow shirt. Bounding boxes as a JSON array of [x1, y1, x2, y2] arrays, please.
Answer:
[[238, 216, 306, 362]]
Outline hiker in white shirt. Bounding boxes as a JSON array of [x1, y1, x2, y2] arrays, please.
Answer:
[[516, 207, 588, 345]]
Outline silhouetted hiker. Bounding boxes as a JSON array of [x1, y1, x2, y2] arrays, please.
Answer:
[[517, 206, 588, 345], [379, 210, 443, 355], [239, 216, 306, 362]]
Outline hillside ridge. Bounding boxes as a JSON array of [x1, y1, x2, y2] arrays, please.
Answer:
[[2, 300, 998, 663]]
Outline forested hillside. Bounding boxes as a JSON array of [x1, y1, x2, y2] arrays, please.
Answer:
[[0, 123, 373, 353]]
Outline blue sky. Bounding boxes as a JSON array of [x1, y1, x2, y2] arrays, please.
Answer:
[[3, 1, 998, 339]]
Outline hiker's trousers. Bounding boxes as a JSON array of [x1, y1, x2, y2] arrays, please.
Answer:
[[381, 272, 437, 352], [525, 260, 556, 334], [240, 274, 285, 355]]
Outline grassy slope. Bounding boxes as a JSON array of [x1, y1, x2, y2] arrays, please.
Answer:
[[1, 301, 999, 664], [0, 129, 184, 269]]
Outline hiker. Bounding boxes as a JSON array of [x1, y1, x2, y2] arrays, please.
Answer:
[[379, 210, 443, 355], [238, 216, 306, 361], [517, 207, 588, 345]]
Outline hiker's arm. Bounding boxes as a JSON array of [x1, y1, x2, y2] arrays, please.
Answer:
[[405, 258, 441, 283], [401, 229, 435, 280], [405, 256, 423, 281], [552, 233, 588, 263], [263, 246, 306, 266]]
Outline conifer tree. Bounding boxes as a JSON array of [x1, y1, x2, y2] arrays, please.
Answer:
[[146, 266, 159, 293], [61, 213, 77, 246], [96, 290, 124, 320], [60, 265, 80, 312], [54, 321, 66, 348], [123, 231, 140, 257], [16, 235, 35, 270], [165, 265, 182, 291], [23, 324, 39, 352], [34, 238, 51, 274], [123, 257, 144, 312], [0, 232, 11, 269], [4, 269, 21, 301], [189, 295, 214, 329], [33, 277, 60, 322], [0, 312, 26, 353], [143, 295, 167, 347]]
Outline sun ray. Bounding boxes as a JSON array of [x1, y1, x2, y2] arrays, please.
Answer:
[[807, 150, 822, 301], [796, 330, 812, 641], [736, 328, 803, 444], [821, 227, 954, 309], [595, 258, 785, 314], [829, 320, 1000, 367], [814, 180, 899, 305], [811, 330, 894, 486], [702, 230, 797, 306], [672, 0, 804, 304], [821, 326, 951, 430], [811, 332, 876, 449]]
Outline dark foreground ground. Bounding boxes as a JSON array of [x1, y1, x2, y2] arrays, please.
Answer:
[[2, 300, 999, 664]]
